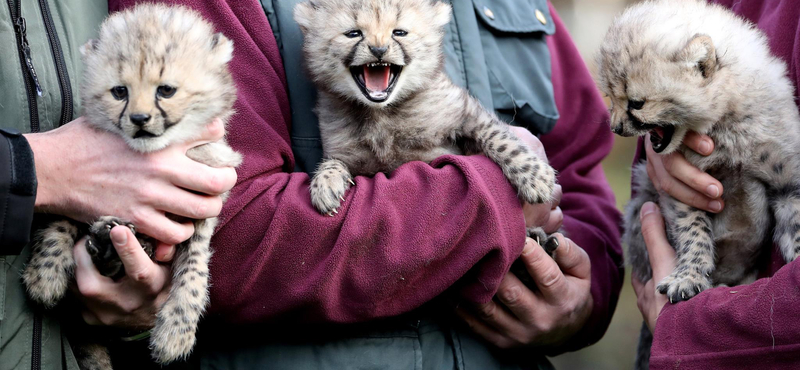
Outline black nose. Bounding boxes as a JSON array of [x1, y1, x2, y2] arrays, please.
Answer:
[[369, 45, 388, 59], [130, 114, 151, 127], [628, 99, 645, 110], [612, 126, 623, 135]]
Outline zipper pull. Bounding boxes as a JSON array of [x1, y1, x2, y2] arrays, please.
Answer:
[[14, 17, 42, 97]]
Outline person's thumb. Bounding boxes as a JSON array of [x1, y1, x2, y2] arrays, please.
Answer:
[[640, 202, 677, 282]]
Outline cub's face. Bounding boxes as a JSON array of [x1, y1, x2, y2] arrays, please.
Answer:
[[294, 0, 452, 107], [597, 33, 722, 154], [81, 5, 236, 152]]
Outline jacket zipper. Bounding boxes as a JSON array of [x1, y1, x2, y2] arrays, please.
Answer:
[[32, 312, 42, 370], [38, 0, 73, 127], [7, 0, 41, 132]]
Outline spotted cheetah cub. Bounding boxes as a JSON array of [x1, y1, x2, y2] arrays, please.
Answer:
[[294, 0, 557, 243], [598, 0, 800, 366], [22, 4, 241, 368]]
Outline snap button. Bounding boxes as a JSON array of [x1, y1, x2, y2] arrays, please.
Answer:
[[535, 9, 547, 25], [484, 6, 495, 20]]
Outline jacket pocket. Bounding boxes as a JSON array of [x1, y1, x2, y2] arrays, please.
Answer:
[[472, 0, 559, 135]]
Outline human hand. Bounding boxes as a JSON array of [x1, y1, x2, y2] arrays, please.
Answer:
[[631, 202, 676, 332], [73, 226, 171, 329], [456, 234, 592, 349], [509, 126, 562, 232], [27, 117, 237, 245], [645, 132, 724, 213]]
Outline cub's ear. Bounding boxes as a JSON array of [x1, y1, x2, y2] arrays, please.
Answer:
[[80, 39, 99, 58], [211, 33, 234, 64], [431, 1, 453, 28], [677, 34, 717, 78], [294, 1, 317, 34]]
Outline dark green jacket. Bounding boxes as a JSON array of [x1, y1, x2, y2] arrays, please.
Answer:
[[0, 1, 107, 369], [199, 1, 559, 369]]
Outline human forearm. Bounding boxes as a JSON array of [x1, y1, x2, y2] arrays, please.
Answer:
[[209, 153, 527, 324]]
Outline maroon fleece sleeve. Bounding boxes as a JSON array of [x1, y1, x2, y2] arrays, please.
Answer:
[[543, 4, 624, 353], [109, 0, 527, 324]]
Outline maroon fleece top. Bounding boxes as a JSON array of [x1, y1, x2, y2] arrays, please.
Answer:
[[109, 0, 622, 352], [638, 1, 800, 368]]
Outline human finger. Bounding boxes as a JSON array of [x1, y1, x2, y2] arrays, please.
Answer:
[[550, 234, 591, 280], [154, 242, 176, 263], [166, 160, 237, 196], [149, 185, 223, 220], [134, 210, 195, 245], [111, 226, 167, 293], [682, 132, 714, 156], [660, 147, 723, 200], [181, 118, 225, 148], [495, 272, 538, 321], [550, 184, 562, 210], [639, 202, 677, 282], [518, 237, 567, 301], [646, 139, 724, 213], [455, 307, 516, 349], [73, 238, 116, 301], [543, 207, 563, 234]]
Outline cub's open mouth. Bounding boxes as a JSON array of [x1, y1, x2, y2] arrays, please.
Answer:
[[133, 129, 158, 139], [649, 125, 675, 153], [351, 62, 403, 102]]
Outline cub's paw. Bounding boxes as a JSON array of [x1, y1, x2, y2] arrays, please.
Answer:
[[526, 227, 559, 256], [657, 271, 712, 303], [87, 216, 153, 279], [23, 221, 78, 307], [510, 157, 556, 204], [310, 159, 354, 216], [150, 303, 200, 364]]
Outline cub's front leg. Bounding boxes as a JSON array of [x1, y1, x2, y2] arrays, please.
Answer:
[[23, 219, 80, 307], [462, 103, 556, 204], [310, 158, 355, 215]]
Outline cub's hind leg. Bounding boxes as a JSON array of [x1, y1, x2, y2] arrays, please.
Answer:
[[656, 199, 714, 303], [150, 218, 215, 363], [23, 219, 80, 307], [769, 184, 800, 263]]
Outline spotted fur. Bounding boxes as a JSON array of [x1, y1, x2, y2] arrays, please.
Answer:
[[597, 1, 800, 368], [23, 5, 242, 368], [294, 0, 556, 220]]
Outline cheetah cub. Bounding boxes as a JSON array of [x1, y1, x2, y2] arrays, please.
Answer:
[[294, 0, 557, 244], [22, 4, 241, 367], [598, 0, 800, 367]]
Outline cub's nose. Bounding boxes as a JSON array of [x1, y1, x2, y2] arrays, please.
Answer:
[[130, 114, 151, 127], [369, 45, 388, 59]]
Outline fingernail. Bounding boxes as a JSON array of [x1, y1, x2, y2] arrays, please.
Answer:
[[706, 185, 720, 198], [699, 140, 712, 155], [709, 200, 722, 212], [522, 238, 536, 256], [111, 228, 127, 247], [640, 202, 657, 218]]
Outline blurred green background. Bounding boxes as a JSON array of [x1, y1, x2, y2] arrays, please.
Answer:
[[547, 0, 642, 368]]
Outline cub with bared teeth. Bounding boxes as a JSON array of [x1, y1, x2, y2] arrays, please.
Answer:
[[597, 0, 800, 367], [293, 0, 557, 244]]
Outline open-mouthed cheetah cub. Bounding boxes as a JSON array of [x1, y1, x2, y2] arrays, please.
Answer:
[[294, 0, 557, 246], [22, 4, 241, 368], [597, 0, 800, 367]]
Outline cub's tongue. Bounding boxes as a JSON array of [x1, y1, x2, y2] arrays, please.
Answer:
[[364, 65, 391, 92]]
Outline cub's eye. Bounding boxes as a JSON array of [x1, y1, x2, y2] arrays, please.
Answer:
[[393, 30, 408, 37], [628, 99, 646, 110], [110, 86, 128, 100], [344, 30, 362, 38], [157, 85, 177, 98]]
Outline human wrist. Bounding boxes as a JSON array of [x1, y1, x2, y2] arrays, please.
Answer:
[[26, 131, 65, 213]]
